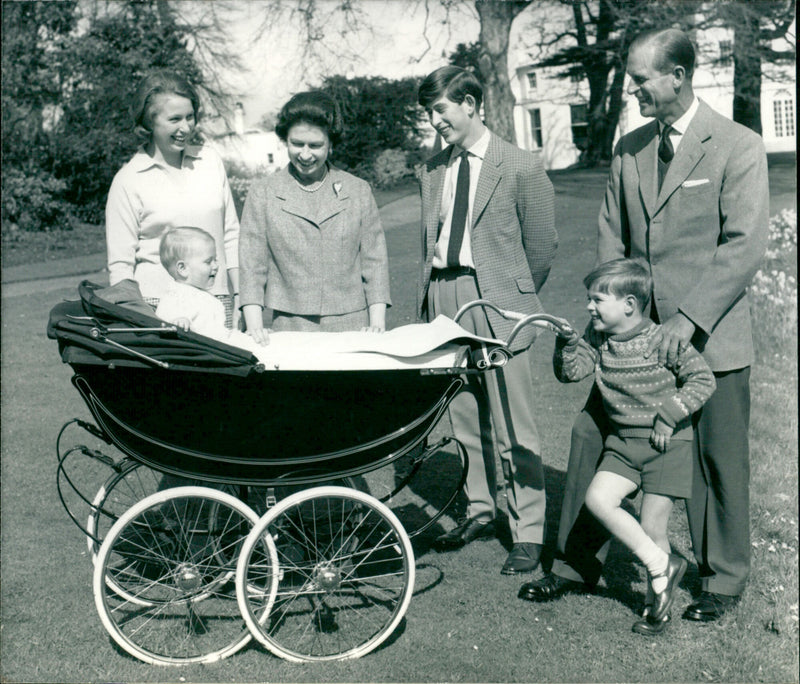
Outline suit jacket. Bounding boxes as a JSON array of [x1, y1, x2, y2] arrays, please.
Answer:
[[597, 100, 769, 371], [239, 164, 391, 316], [418, 133, 557, 352]]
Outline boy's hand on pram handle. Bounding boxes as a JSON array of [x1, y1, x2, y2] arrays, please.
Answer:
[[550, 317, 579, 342]]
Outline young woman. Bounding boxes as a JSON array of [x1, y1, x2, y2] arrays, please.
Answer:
[[238, 91, 391, 343], [105, 70, 240, 326]]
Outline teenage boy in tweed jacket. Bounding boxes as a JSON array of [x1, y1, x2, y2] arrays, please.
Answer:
[[416, 66, 557, 575], [553, 259, 715, 636]]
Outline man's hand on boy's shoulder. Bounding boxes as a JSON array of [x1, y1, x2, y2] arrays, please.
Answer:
[[644, 312, 696, 368]]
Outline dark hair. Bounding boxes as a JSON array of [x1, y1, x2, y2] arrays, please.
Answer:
[[583, 258, 652, 311], [631, 28, 695, 78], [131, 70, 200, 141], [418, 66, 483, 111], [274, 91, 343, 146]]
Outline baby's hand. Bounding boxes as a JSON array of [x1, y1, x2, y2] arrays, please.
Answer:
[[174, 318, 191, 332], [650, 416, 674, 453]]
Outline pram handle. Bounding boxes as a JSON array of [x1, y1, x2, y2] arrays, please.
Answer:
[[453, 299, 575, 347]]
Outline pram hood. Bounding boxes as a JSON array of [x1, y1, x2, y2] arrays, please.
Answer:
[[48, 280, 259, 376]]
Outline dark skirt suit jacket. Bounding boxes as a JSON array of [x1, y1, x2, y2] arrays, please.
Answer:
[[239, 165, 391, 317], [417, 133, 557, 353], [597, 100, 769, 372]]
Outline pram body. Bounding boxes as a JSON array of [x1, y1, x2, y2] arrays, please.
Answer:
[[49, 280, 567, 665]]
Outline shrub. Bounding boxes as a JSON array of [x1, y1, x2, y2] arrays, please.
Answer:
[[0, 166, 73, 233], [370, 148, 413, 189], [750, 209, 797, 364], [224, 161, 272, 218]]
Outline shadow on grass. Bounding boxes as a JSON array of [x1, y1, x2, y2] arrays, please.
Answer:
[[383, 444, 701, 617]]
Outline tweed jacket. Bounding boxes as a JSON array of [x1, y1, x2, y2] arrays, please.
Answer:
[[239, 164, 391, 316], [597, 100, 769, 372], [418, 133, 557, 352]]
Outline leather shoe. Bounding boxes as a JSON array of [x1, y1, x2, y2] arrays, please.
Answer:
[[632, 612, 671, 636], [682, 591, 740, 622], [434, 517, 495, 551], [501, 542, 542, 575], [518, 572, 590, 602], [650, 554, 688, 621]]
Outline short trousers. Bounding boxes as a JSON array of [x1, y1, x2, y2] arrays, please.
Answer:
[[597, 434, 693, 499], [271, 309, 369, 333]]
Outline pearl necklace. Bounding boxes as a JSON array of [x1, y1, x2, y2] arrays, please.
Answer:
[[295, 171, 329, 193]]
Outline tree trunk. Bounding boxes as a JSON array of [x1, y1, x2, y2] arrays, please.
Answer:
[[731, 6, 763, 134], [475, 0, 531, 144]]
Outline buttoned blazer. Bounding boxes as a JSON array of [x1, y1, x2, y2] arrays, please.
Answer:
[[418, 133, 557, 351], [239, 164, 391, 316], [597, 100, 769, 371]]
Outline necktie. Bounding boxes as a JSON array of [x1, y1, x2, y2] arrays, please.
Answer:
[[657, 124, 674, 190], [446, 151, 470, 268]]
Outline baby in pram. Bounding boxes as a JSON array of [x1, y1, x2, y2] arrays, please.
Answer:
[[156, 226, 268, 351], [154, 225, 502, 371]]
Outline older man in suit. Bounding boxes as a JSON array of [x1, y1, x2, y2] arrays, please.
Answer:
[[417, 66, 557, 575], [519, 28, 769, 625]]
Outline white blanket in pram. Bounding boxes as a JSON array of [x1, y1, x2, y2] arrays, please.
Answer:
[[239, 316, 505, 371]]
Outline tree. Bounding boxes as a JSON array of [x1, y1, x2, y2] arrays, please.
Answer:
[[2, 0, 239, 230], [318, 75, 428, 179], [531, 0, 701, 165], [707, 0, 796, 134], [249, 0, 534, 145], [530, 0, 795, 163]]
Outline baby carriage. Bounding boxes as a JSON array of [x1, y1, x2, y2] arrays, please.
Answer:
[[49, 280, 567, 666]]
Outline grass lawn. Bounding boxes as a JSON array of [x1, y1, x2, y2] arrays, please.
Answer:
[[0, 165, 796, 682]]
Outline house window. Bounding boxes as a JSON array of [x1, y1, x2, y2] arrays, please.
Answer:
[[526, 71, 537, 91], [570, 104, 589, 150], [570, 72, 583, 83], [719, 39, 733, 66], [773, 95, 795, 137], [529, 108, 543, 148]]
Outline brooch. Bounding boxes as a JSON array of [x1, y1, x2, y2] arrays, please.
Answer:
[[333, 181, 343, 197]]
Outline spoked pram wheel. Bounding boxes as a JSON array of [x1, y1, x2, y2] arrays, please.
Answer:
[[87, 459, 162, 563], [93, 486, 277, 666], [236, 485, 415, 662]]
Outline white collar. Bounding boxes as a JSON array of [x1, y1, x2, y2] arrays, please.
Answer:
[[451, 128, 491, 162], [130, 144, 203, 173], [661, 97, 699, 135]]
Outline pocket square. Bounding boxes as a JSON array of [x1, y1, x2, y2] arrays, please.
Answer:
[[682, 178, 710, 188]]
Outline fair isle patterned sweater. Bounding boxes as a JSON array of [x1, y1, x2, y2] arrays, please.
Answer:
[[554, 320, 716, 440]]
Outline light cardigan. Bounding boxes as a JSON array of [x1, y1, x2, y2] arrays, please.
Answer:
[[239, 164, 391, 315], [156, 281, 257, 350], [105, 144, 239, 299], [554, 319, 716, 440]]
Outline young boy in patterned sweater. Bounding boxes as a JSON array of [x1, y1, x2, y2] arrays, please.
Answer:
[[553, 258, 716, 636]]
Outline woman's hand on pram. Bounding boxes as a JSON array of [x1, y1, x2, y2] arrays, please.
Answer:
[[173, 317, 191, 332], [246, 326, 271, 346]]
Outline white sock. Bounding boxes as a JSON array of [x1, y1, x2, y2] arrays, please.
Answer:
[[634, 540, 669, 593]]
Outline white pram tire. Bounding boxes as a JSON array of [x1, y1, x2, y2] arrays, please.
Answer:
[[93, 486, 273, 665], [236, 485, 415, 661]]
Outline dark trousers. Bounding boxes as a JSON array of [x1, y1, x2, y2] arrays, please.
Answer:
[[552, 369, 751, 596]]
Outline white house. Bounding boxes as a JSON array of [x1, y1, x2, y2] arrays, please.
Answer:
[[202, 103, 289, 174], [509, 14, 796, 169]]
